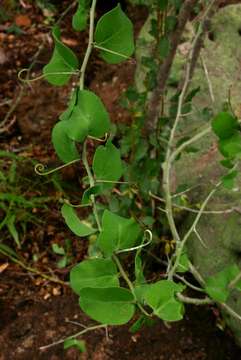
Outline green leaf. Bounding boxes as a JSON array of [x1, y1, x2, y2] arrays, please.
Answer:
[[212, 112, 238, 140], [159, 36, 170, 59], [135, 255, 146, 285], [59, 89, 78, 121], [221, 170, 238, 189], [70, 258, 119, 295], [66, 90, 110, 142], [72, 0, 87, 32], [82, 185, 102, 205], [220, 159, 234, 169], [43, 25, 78, 85], [52, 243, 65, 255], [176, 251, 189, 273], [219, 131, 241, 159], [158, 0, 168, 11], [61, 203, 97, 237], [165, 15, 177, 33], [79, 287, 135, 325], [64, 339, 86, 353], [0, 243, 18, 259], [94, 4, 134, 64], [129, 315, 155, 333], [143, 280, 185, 321], [52, 121, 79, 163], [6, 214, 20, 247], [93, 141, 123, 191], [57, 256, 68, 269], [205, 264, 241, 302], [97, 210, 142, 256]]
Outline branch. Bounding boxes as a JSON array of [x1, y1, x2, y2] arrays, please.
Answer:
[[146, 0, 199, 133], [177, 292, 213, 305]]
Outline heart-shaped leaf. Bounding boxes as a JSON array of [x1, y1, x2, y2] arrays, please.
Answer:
[[52, 121, 79, 163], [79, 287, 135, 325], [143, 280, 185, 321], [97, 210, 142, 256], [93, 141, 123, 191], [70, 258, 119, 295], [94, 4, 134, 64], [43, 26, 78, 86], [61, 203, 97, 237], [66, 90, 110, 142]]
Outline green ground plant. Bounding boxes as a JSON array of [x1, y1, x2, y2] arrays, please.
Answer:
[[19, 0, 241, 353]]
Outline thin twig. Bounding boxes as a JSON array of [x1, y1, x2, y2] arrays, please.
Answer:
[[168, 182, 220, 279], [39, 324, 106, 351]]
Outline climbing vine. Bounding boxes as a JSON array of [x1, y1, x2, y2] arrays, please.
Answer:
[[23, 0, 241, 352]]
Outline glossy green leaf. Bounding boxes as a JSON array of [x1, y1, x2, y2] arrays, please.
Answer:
[[97, 210, 142, 256], [70, 258, 119, 295], [72, 0, 87, 31], [205, 264, 241, 302], [79, 287, 135, 325], [43, 25, 78, 85], [94, 4, 134, 64], [219, 131, 241, 159], [64, 339, 86, 353], [61, 203, 97, 237], [66, 90, 110, 142], [212, 112, 238, 140], [52, 121, 79, 163], [143, 280, 185, 321], [93, 141, 123, 191]]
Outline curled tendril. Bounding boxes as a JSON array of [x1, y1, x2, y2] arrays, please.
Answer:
[[61, 198, 91, 208], [88, 133, 108, 142], [18, 68, 79, 84], [34, 159, 80, 176], [116, 229, 153, 254]]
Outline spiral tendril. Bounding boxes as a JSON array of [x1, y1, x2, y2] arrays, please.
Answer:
[[34, 159, 80, 176]]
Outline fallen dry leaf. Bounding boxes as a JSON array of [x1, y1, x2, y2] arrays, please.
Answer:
[[15, 14, 32, 27], [0, 263, 9, 274]]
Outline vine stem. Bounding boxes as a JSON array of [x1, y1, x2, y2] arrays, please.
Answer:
[[78, 0, 101, 232], [112, 254, 152, 318], [39, 324, 106, 351], [79, 0, 97, 90], [82, 141, 101, 232]]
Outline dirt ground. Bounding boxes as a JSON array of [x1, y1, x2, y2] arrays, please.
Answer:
[[1, 1, 241, 359]]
